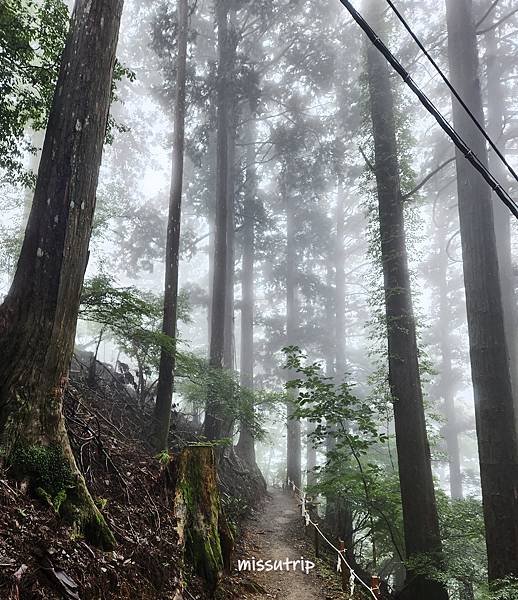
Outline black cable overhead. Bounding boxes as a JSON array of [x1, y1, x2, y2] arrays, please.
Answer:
[[335, 0, 518, 219], [384, 0, 518, 190]]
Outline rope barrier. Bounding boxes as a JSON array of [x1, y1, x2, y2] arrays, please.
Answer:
[[287, 478, 380, 599]]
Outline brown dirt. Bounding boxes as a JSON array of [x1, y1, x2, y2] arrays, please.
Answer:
[[220, 488, 344, 600], [0, 379, 183, 600]]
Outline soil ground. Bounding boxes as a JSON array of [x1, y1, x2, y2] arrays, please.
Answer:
[[220, 488, 344, 600]]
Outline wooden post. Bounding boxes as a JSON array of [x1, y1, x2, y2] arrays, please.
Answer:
[[371, 575, 381, 599], [339, 540, 348, 592], [313, 523, 320, 558]]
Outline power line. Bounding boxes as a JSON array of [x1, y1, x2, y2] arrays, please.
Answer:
[[335, 0, 518, 219], [384, 0, 518, 193]]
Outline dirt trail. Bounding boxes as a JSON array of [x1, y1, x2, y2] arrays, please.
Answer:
[[227, 488, 341, 600]]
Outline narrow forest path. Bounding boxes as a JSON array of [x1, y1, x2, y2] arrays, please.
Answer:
[[223, 488, 343, 600]]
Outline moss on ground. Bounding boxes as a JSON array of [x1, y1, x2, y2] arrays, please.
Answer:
[[10, 443, 115, 550]]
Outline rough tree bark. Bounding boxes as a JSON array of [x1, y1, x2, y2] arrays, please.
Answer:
[[365, 3, 448, 597], [485, 27, 518, 436], [0, 0, 124, 549], [151, 0, 189, 452], [204, 0, 230, 441], [170, 446, 233, 590], [235, 114, 258, 467], [223, 117, 236, 372], [445, 0, 518, 584], [220, 38, 239, 441]]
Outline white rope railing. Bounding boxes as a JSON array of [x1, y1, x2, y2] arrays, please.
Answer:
[[287, 478, 381, 600]]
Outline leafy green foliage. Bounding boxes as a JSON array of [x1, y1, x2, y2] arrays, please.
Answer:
[[283, 346, 404, 561], [79, 276, 269, 439], [283, 346, 387, 451], [80, 274, 189, 364], [0, 0, 69, 183], [177, 357, 274, 441]]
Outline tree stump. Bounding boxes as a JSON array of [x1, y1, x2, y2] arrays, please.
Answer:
[[170, 446, 233, 590]]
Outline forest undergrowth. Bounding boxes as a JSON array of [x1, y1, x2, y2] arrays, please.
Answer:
[[0, 364, 265, 600]]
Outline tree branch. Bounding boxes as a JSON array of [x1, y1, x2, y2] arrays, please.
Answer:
[[358, 145, 375, 173], [477, 7, 518, 34], [476, 0, 501, 28], [402, 156, 456, 200]]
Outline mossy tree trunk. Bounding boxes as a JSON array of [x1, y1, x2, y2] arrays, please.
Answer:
[[171, 446, 233, 591], [0, 0, 124, 549]]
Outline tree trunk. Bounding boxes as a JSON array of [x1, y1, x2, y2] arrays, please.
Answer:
[[335, 191, 347, 381], [223, 121, 236, 372], [207, 130, 217, 345], [445, 0, 518, 584], [0, 0, 123, 549], [169, 446, 233, 591], [435, 204, 463, 499], [204, 0, 230, 441], [236, 114, 258, 467], [486, 27, 518, 437], [285, 188, 301, 489], [365, 3, 448, 597], [151, 0, 189, 452]]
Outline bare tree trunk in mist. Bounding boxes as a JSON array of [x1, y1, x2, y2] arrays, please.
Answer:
[[223, 118, 236, 372], [285, 189, 301, 489], [207, 131, 217, 346], [236, 114, 258, 467], [324, 194, 354, 546], [335, 191, 347, 381], [434, 203, 463, 500], [486, 28, 518, 437], [366, 3, 448, 598], [151, 0, 189, 452], [205, 0, 230, 441], [445, 0, 518, 584], [0, 0, 123, 549], [220, 7, 239, 442]]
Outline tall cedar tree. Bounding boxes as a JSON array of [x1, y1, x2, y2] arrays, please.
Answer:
[[204, 0, 230, 441], [285, 181, 301, 489], [485, 27, 518, 434], [435, 202, 463, 500], [0, 0, 124, 548], [235, 113, 258, 466], [152, 0, 189, 451], [365, 3, 448, 598], [445, 0, 518, 584]]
